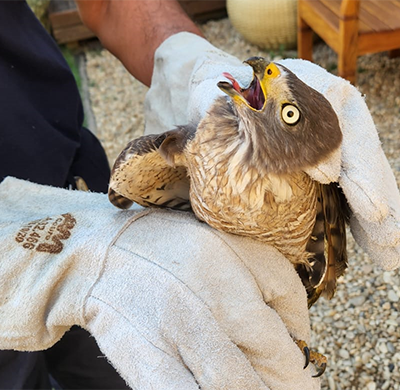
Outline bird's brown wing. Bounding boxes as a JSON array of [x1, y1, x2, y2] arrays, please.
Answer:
[[108, 125, 195, 210], [297, 182, 351, 307]]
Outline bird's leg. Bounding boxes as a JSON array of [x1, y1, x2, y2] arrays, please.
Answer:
[[295, 339, 327, 378]]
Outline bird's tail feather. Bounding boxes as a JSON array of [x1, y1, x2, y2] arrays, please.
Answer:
[[299, 182, 350, 307]]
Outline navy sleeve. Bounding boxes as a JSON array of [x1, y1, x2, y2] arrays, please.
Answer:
[[0, 0, 110, 191]]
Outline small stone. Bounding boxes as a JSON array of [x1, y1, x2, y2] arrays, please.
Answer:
[[335, 321, 347, 329], [346, 331, 356, 340], [362, 351, 372, 364], [328, 375, 336, 390], [366, 381, 377, 390], [349, 295, 366, 306], [390, 311, 398, 319], [383, 271, 392, 284], [387, 325, 396, 335], [362, 265, 373, 274], [378, 342, 388, 354], [388, 290, 399, 302], [339, 349, 350, 359], [357, 324, 366, 333], [382, 381, 391, 390], [392, 352, 400, 361], [387, 342, 395, 354]]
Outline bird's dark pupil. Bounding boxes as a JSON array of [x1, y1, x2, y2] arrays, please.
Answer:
[[267, 69, 272, 75], [287, 111, 294, 117]]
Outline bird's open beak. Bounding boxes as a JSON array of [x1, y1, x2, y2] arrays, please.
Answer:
[[243, 57, 270, 79], [217, 71, 266, 111]]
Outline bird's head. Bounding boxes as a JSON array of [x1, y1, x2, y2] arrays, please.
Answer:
[[217, 57, 343, 174]]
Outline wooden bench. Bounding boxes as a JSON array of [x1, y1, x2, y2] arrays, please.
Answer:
[[49, 0, 94, 45], [297, 0, 400, 83]]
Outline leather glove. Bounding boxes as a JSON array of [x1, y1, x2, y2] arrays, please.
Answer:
[[0, 177, 320, 390], [144, 32, 400, 272]]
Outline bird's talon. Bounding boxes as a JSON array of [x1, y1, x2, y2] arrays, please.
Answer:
[[295, 339, 327, 377], [295, 340, 310, 369], [313, 362, 327, 378], [303, 346, 310, 369]]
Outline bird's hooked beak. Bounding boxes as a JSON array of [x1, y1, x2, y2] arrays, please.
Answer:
[[217, 58, 268, 111], [243, 56, 270, 80], [217, 57, 282, 112]]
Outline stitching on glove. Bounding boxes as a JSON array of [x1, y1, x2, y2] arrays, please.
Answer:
[[87, 295, 182, 371], [87, 269, 217, 378], [81, 209, 152, 323], [109, 243, 210, 312]]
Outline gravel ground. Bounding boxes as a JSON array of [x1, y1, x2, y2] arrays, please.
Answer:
[[85, 18, 400, 390]]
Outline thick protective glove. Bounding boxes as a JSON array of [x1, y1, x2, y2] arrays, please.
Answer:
[[0, 177, 319, 390], [144, 32, 400, 272]]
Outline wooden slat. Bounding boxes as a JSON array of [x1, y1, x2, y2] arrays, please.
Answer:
[[49, 9, 82, 28], [299, 0, 340, 52], [301, 0, 339, 31], [179, 0, 226, 21], [354, 19, 371, 34], [53, 24, 95, 44], [358, 29, 400, 54], [49, 0, 95, 44], [179, 0, 225, 15], [319, 0, 341, 17], [319, 0, 371, 33], [361, 0, 400, 31], [48, 0, 76, 13], [360, 2, 392, 32]]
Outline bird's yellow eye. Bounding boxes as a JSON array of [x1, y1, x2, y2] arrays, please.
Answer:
[[281, 104, 300, 125]]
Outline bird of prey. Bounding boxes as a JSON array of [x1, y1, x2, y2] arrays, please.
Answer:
[[109, 57, 351, 375]]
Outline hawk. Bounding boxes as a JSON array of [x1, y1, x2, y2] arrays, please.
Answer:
[[109, 57, 351, 376]]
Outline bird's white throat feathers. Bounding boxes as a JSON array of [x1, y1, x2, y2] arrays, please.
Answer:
[[190, 123, 294, 206], [226, 114, 294, 204]]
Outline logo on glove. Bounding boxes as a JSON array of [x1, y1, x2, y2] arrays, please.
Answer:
[[15, 213, 76, 254]]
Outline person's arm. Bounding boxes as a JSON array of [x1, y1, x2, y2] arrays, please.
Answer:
[[76, 0, 203, 86]]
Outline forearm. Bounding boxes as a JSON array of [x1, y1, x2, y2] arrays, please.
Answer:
[[76, 0, 203, 86]]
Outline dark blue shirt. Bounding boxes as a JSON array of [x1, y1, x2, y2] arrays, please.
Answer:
[[0, 0, 109, 191]]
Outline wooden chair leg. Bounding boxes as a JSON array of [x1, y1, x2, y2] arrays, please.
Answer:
[[338, 18, 359, 84], [338, 54, 357, 84], [297, 13, 313, 61]]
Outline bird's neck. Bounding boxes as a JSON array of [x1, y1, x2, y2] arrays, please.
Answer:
[[190, 107, 295, 203]]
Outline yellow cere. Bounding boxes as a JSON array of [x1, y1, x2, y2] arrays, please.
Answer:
[[256, 62, 281, 109], [262, 63, 281, 82]]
